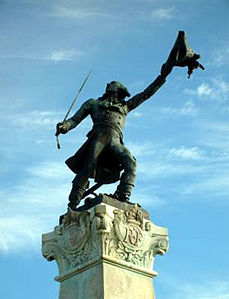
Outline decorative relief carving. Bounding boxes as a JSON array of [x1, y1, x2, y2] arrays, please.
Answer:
[[108, 204, 169, 268], [42, 203, 169, 276]]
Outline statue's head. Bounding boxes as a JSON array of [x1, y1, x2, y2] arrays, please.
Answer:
[[105, 81, 131, 99]]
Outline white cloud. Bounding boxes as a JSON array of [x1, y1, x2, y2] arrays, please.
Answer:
[[171, 120, 229, 197], [26, 162, 68, 179], [182, 172, 229, 197], [0, 49, 83, 62], [0, 215, 48, 253], [0, 161, 72, 253], [125, 141, 205, 178], [197, 121, 229, 156], [129, 135, 229, 199], [129, 111, 144, 118], [8, 110, 92, 131], [185, 79, 229, 102], [213, 47, 229, 66], [131, 192, 166, 208], [151, 7, 174, 20], [169, 146, 205, 160], [49, 7, 107, 19], [10, 110, 63, 130], [138, 161, 200, 179], [197, 83, 213, 96], [203, 121, 229, 134], [126, 141, 156, 156], [162, 100, 198, 116], [48, 49, 83, 61]]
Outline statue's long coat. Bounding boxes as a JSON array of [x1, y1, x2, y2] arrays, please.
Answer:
[[66, 126, 123, 184], [64, 75, 166, 185]]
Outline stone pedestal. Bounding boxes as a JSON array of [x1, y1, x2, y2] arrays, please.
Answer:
[[42, 195, 169, 299]]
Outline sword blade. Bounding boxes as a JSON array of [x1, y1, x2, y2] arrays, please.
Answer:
[[55, 69, 93, 149], [63, 69, 93, 122]]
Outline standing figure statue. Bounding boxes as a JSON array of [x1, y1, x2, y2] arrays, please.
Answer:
[[56, 31, 204, 211]]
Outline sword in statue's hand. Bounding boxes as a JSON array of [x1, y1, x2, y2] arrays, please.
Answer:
[[55, 70, 93, 149]]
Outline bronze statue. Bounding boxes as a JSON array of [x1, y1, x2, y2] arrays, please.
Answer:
[[56, 31, 204, 211]]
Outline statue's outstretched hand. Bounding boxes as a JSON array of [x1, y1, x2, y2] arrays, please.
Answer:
[[56, 122, 68, 135], [165, 31, 204, 78]]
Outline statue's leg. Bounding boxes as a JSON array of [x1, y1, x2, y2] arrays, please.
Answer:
[[68, 175, 89, 210], [109, 143, 137, 202], [68, 138, 106, 210]]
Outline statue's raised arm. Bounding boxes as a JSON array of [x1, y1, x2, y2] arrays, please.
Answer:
[[126, 71, 167, 112]]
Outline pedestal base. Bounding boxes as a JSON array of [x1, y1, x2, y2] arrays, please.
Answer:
[[57, 258, 156, 299], [42, 196, 168, 299]]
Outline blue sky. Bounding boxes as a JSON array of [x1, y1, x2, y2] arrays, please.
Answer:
[[1, 0, 229, 298]]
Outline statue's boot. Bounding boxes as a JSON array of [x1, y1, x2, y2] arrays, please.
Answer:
[[113, 182, 134, 202], [113, 163, 136, 202], [68, 175, 89, 210]]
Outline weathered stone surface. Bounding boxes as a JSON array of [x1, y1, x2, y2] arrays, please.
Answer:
[[42, 202, 169, 298], [59, 194, 149, 224]]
